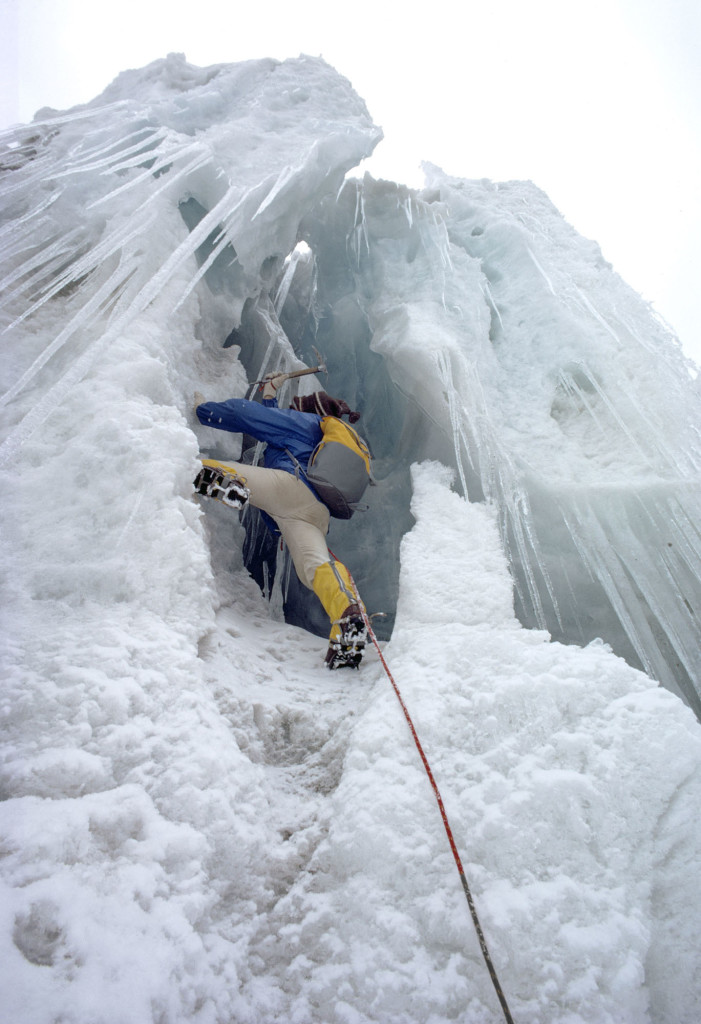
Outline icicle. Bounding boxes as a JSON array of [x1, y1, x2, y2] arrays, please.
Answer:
[[0, 280, 136, 468], [2, 209, 156, 335], [559, 368, 650, 464], [348, 182, 370, 268], [403, 196, 413, 228], [526, 246, 557, 295], [86, 143, 212, 210], [564, 497, 686, 695], [435, 349, 469, 498], [172, 231, 240, 314], [51, 127, 169, 178], [0, 227, 84, 305], [570, 284, 624, 347], [273, 249, 301, 315], [481, 279, 504, 331], [55, 125, 166, 169], [0, 254, 140, 409], [251, 163, 299, 220]]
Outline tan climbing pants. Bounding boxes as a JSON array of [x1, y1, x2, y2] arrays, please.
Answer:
[[201, 459, 361, 638]]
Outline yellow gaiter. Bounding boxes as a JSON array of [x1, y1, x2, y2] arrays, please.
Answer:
[[312, 560, 363, 640]]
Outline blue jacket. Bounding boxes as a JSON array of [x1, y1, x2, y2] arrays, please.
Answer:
[[196, 396, 322, 489]]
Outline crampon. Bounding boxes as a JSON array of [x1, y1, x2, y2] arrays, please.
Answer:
[[194, 465, 250, 509], [325, 604, 367, 670]]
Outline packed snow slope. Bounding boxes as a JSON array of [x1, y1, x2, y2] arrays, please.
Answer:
[[1, 53, 701, 1024]]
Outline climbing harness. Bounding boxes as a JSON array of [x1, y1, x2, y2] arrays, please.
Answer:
[[344, 569, 515, 1024]]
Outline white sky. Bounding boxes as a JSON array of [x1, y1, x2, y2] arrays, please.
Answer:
[[2, 0, 700, 364]]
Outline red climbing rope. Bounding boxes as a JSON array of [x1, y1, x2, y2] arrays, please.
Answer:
[[348, 576, 515, 1024]]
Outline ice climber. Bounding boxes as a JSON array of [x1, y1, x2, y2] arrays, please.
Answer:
[[193, 376, 368, 669]]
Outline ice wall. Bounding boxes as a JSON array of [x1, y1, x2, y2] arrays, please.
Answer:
[[1, 53, 700, 713], [2, 52, 701, 1024], [293, 169, 701, 713]]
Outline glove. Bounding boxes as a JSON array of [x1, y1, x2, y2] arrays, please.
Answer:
[[262, 373, 287, 400], [194, 391, 206, 411]]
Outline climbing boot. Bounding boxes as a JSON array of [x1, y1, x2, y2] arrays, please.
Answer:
[[325, 604, 366, 670], [194, 464, 250, 509]]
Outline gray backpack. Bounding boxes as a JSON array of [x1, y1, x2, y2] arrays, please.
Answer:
[[291, 416, 373, 519]]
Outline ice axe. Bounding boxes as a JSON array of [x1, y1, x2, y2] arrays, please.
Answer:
[[252, 349, 327, 389]]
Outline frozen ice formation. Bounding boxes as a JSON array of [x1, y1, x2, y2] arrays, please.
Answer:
[[2, 54, 698, 711], [1, 53, 701, 1024]]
